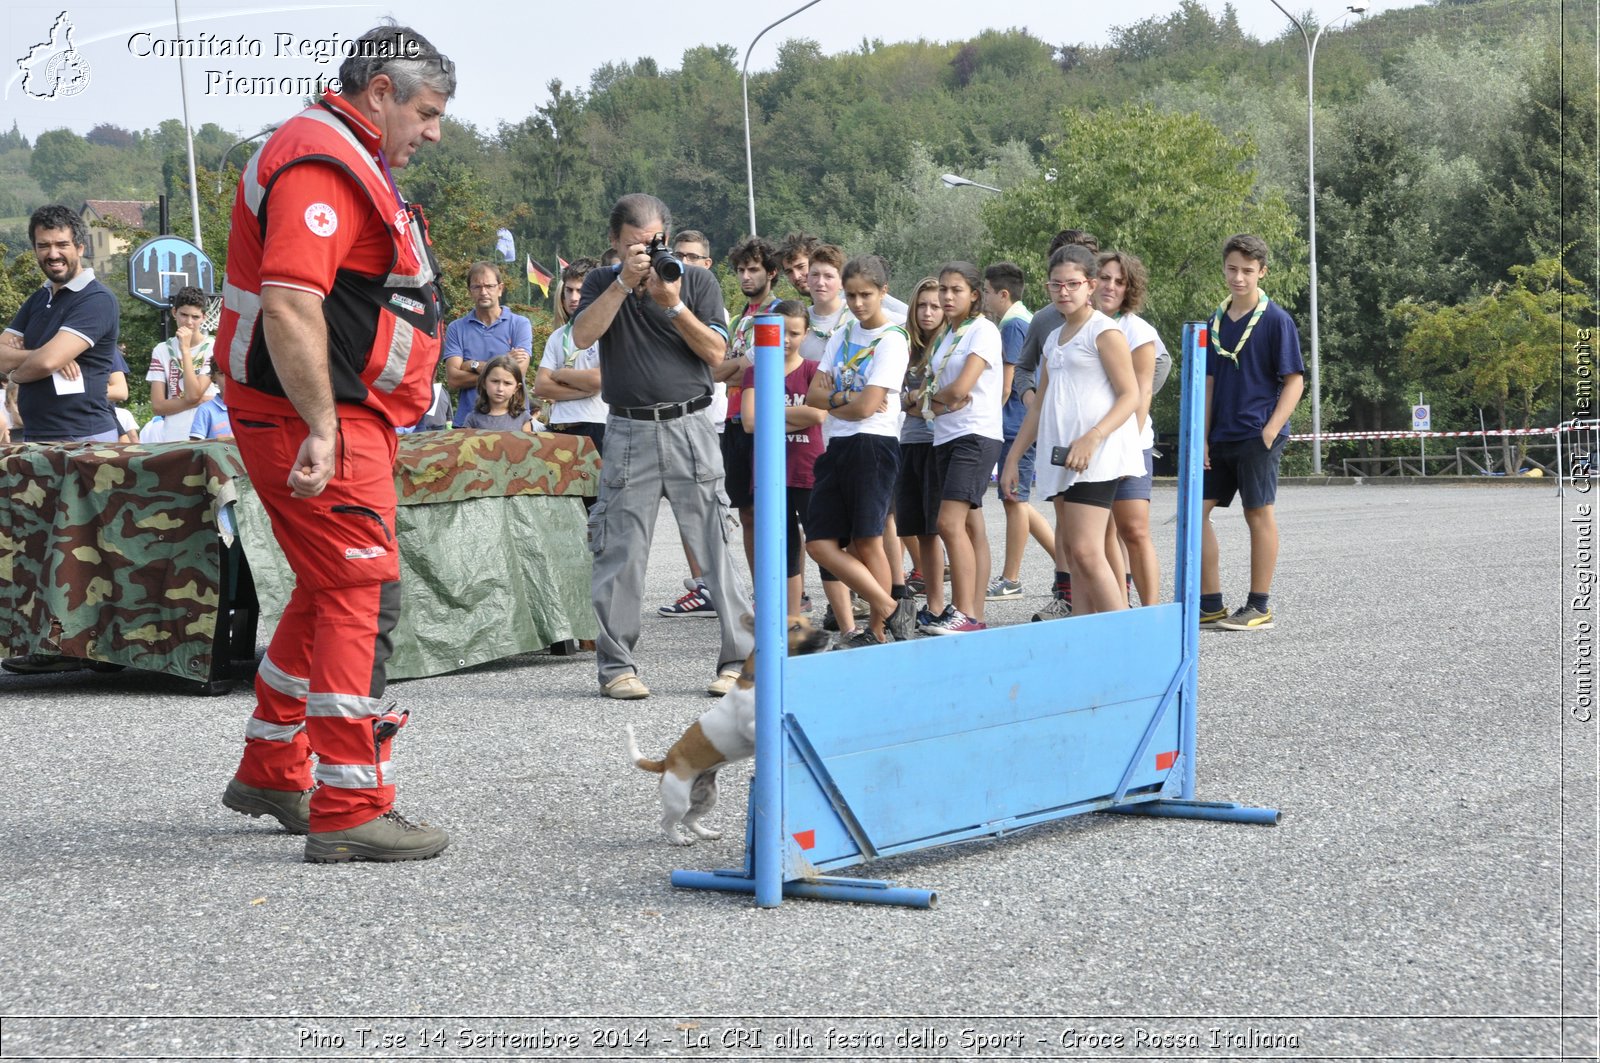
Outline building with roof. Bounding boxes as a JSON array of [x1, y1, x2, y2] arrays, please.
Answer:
[[79, 199, 153, 265]]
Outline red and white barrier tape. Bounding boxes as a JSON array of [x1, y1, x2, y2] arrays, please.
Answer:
[[1288, 427, 1563, 442]]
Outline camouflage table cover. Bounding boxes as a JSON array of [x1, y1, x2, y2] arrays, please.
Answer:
[[0, 439, 247, 681], [235, 430, 599, 680]]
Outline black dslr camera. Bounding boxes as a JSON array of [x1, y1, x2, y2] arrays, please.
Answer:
[[645, 234, 684, 283]]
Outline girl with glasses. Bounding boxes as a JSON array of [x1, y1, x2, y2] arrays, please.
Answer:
[[1000, 244, 1143, 617]]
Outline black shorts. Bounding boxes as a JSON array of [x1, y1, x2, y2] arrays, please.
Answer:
[[1049, 477, 1119, 509], [806, 433, 901, 543], [1205, 434, 1286, 509], [549, 420, 605, 448], [895, 441, 940, 537], [721, 424, 755, 508], [779, 486, 811, 577], [933, 433, 1003, 509]]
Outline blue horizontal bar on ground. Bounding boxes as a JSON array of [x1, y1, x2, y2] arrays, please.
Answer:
[[1102, 799, 1280, 825], [670, 869, 937, 908]]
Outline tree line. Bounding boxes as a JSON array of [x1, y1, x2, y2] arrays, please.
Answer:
[[1, 0, 1591, 464]]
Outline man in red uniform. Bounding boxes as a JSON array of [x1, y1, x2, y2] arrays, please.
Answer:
[[214, 22, 455, 862]]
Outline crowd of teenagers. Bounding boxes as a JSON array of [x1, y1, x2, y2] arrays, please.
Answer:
[[4, 225, 1303, 645], [413, 225, 1303, 644]]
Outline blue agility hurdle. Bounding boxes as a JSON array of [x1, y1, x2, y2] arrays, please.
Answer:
[[672, 318, 1277, 908]]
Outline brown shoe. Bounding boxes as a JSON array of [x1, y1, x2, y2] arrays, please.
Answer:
[[222, 778, 313, 834], [304, 810, 450, 863]]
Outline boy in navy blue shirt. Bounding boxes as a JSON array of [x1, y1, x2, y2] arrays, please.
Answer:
[[1201, 234, 1304, 631]]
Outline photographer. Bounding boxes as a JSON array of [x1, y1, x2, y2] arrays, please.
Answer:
[[572, 193, 753, 700]]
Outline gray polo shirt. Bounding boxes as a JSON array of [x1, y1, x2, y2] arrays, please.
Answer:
[[576, 265, 729, 409], [1013, 303, 1064, 395]]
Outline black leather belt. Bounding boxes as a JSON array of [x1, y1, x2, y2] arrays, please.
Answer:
[[612, 395, 712, 422]]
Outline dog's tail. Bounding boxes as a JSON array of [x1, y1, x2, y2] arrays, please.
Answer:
[[624, 723, 666, 774]]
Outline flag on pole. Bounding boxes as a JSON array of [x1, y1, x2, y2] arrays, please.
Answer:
[[495, 228, 516, 263], [526, 255, 552, 296], [558, 255, 570, 273]]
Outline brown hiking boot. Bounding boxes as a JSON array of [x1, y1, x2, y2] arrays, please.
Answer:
[[222, 778, 313, 835], [303, 810, 450, 863]]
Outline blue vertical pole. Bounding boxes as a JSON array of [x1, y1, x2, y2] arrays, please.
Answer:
[[751, 314, 787, 908], [1175, 322, 1207, 799]]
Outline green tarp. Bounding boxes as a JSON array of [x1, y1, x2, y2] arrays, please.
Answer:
[[2, 431, 599, 683], [235, 430, 599, 680]]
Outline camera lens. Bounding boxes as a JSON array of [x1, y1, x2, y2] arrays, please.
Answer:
[[654, 254, 683, 283]]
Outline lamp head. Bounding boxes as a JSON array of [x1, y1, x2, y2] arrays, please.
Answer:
[[1347, 2, 1368, 11]]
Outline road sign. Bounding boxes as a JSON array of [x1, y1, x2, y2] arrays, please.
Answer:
[[1412, 405, 1431, 431]]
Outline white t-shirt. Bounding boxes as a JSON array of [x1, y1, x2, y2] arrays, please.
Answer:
[[1116, 311, 1160, 449], [537, 324, 608, 425], [145, 336, 218, 443], [800, 303, 851, 364], [1033, 310, 1146, 498], [817, 320, 909, 442], [927, 315, 1003, 445], [114, 407, 138, 439]]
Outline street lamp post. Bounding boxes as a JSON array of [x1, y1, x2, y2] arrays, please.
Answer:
[[742, 0, 823, 237], [173, 0, 203, 247], [216, 126, 277, 195], [1269, 0, 1367, 475], [940, 173, 1002, 194]]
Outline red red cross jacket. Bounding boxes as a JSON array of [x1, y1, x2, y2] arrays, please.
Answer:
[[215, 89, 444, 427]]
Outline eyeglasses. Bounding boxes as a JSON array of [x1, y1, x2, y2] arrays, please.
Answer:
[[1046, 279, 1088, 294], [469, 283, 501, 292], [678, 252, 710, 264]]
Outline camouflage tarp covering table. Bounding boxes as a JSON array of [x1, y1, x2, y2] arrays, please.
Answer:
[[0, 439, 247, 681], [234, 430, 599, 681]]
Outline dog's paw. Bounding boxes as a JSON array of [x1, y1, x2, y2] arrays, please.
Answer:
[[689, 824, 722, 840], [664, 831, 693, 846]]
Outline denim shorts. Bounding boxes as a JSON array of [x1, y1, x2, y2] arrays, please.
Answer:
[[997, 433, 1038, 502], [1113, 447, 1154, 502]]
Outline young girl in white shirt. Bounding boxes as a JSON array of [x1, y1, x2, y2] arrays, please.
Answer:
[[1097, 249, 1164, 607], [923, 262, 1003, 634], [804, 256, 918, 647], [1000, 244, 1143, 617]]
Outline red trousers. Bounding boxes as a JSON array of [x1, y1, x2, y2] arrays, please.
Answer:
[[231, 407, 404, 831]]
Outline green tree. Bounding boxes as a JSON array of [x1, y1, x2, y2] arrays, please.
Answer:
[[502, 81, 606, 261], [985, 105, 1304, 321], [28, 129, 94, 197], [1396, 257, 1587, 470], [860, 140, 1036, 298], [983, 104, 1303, 434], [0, 245, 44, 328], [397, 148, 501, 317], [1471, 37, 1599, 295]]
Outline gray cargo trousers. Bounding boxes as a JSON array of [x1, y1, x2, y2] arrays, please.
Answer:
[[587, 409, 753, 685]]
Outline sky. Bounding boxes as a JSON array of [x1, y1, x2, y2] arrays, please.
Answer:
[[1, 0, 1395, 143]]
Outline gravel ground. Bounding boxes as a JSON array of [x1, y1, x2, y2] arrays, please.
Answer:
[[1, 483, 1591, 1062]]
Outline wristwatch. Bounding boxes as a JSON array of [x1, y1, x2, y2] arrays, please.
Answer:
[[466, 360, 480, 374], [664, 301, 687, 320]]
